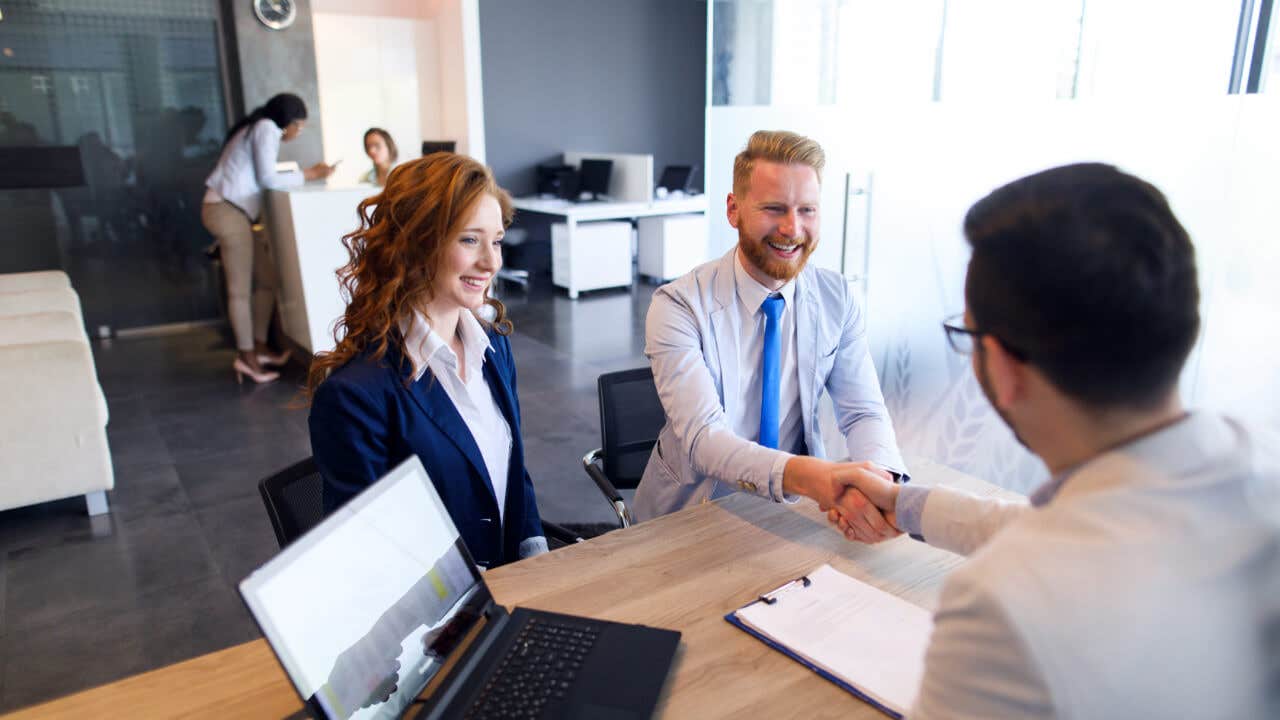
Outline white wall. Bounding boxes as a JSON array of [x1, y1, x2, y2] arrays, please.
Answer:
[[434, 0, 485, 161], [311, 0, 483, 184], [313, 12, 433, 185], [707, 96, 1280, 492]]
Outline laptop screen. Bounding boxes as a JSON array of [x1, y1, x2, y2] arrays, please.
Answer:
[[240, 457, 489, 719]]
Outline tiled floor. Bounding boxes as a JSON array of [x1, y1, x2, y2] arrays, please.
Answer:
[[0, 280, 656, 713]]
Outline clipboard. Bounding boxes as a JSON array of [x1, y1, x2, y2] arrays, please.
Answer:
[[724, 564, 932, 719]]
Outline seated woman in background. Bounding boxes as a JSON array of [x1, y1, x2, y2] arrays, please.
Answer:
[[307, 153, 547, 568], [361, 127, 398, 186]]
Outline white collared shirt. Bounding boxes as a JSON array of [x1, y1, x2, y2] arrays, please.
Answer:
[[731, 251, 804, 460], [401, 310, 514, 523], [203, 118, 303, 220]]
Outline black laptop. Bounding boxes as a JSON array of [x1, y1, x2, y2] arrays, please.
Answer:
[[240, 456, 680, 720]]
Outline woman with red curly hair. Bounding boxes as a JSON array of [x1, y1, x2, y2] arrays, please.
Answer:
[[307, 153, 547, 567]]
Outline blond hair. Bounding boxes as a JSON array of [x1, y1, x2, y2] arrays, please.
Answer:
[[732, 130, 825, 196]]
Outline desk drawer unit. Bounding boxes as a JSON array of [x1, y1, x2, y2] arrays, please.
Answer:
[[551, 221, 633, 297], [638, 213, 709, 281]]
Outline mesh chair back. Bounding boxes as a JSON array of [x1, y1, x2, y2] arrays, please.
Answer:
[[258, 457, 325, 548], [598, 367, 666, 490]]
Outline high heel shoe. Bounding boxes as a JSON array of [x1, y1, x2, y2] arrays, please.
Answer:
[[256, 348, 292, 367], [234, 356, 280, 384]]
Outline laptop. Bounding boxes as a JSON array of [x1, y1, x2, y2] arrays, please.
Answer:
[[240, 456, 681, 720]]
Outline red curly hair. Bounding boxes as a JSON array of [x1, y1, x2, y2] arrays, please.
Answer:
[[305, 153, 515, 398]]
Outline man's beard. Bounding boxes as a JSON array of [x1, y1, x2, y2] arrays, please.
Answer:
[[739, 231, 816, 282], [974, 346, 1029, 449]]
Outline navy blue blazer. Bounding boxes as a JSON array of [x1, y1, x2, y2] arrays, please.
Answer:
[[309, 330, 543, 568]]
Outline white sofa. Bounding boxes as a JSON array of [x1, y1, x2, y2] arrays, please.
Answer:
[[0, 271, 113, 515]]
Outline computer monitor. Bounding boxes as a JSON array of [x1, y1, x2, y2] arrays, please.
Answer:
[[555, 168, 580, 200], [657, 165, 696, 193], [577, 158, 613, 200], [536, 163, 574, 197], [421, 140, 457, 156]]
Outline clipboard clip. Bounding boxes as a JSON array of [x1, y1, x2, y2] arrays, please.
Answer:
[[758, 575, 811, 605]]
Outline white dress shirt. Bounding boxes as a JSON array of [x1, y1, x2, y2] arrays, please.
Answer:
[[401, 310, 514, 523], [203, 118, 303, 220], [731, 252, 804, 468], [904, 413, 1280, 720]]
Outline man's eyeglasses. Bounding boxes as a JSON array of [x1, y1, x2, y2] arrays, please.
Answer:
[[941, 313, 1027, 360]]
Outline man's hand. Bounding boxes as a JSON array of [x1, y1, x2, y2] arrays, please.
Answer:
[[826, 463, 902, 543], [783, 457, 898, 542]]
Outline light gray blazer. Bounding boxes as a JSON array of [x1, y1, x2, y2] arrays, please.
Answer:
[[910, 413, 1280, 720], [632, 249, 905, 522]]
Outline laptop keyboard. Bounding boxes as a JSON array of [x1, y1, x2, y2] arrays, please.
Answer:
[[464, 616, 601, 719]]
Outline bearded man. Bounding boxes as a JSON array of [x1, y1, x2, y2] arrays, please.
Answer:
[[631, 130, 907, 529]]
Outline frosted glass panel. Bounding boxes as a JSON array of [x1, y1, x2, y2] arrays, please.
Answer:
[[835, 1, 942, 104], [938, 0, 1084, 101], [1078, 1, 1240, 98], [711, 95, 1278, 493], [711, 0, 1243, 106]]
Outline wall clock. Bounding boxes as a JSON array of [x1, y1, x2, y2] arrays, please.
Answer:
[[253, 0, 296, 31]]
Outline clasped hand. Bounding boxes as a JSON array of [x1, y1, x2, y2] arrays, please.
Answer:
[[826, 461, 902, 543], [785, 457, 902, 543]]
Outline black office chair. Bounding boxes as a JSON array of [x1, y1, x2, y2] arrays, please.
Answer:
[[258, 457, 325, 548], [581, 367, 666, 528], [257, 457, 583, 549]]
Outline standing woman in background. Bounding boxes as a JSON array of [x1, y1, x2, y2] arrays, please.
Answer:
[[362, 127, 398, 186], [202, 92, 334, 384], [306, 153, 549, 569]]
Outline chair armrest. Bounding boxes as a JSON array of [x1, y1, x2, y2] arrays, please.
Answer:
[[581, 449, 623, 503], [543, 520, 584, 545]]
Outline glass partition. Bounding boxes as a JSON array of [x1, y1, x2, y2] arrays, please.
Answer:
[[711, 0, 1247, 106], [0, 0, 229, 333]]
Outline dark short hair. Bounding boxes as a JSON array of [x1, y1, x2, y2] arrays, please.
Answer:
[[963, 162, 1200, 409]]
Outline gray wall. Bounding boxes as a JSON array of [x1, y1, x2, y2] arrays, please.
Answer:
[[221, 0, 324, 164], [479, 0, 707, 196]]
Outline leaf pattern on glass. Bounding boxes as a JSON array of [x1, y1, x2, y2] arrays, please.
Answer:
[[935, 375, 988, 472], [882, 340, 912, 431]]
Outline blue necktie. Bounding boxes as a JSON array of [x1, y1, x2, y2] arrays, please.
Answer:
[[759, 294, 784, 449]]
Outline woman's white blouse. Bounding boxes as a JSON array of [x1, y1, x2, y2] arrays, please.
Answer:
[[203, 118, 303, 220]]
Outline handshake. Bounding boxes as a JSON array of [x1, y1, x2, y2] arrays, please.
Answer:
[[782, 456, 903, 544]]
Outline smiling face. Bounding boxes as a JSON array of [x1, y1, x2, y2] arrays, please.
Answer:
[[429, 193, 504, 314], [365, 132, 390, 167], [728, 160, 820, 286]]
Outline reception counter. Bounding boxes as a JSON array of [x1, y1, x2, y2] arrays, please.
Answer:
[[264, 183, 375, 355]]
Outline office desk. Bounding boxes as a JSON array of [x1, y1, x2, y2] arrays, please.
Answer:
[[512, 196, 708, 299], [12, 461, 1014, 719]]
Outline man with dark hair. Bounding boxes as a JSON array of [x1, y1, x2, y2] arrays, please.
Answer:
[[829, 163, 1279, 718]]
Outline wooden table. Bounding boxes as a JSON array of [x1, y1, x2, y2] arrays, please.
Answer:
[[9, 461, 1014, 719]]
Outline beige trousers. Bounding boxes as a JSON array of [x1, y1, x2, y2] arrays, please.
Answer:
[[201, 201, 277, 352]]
